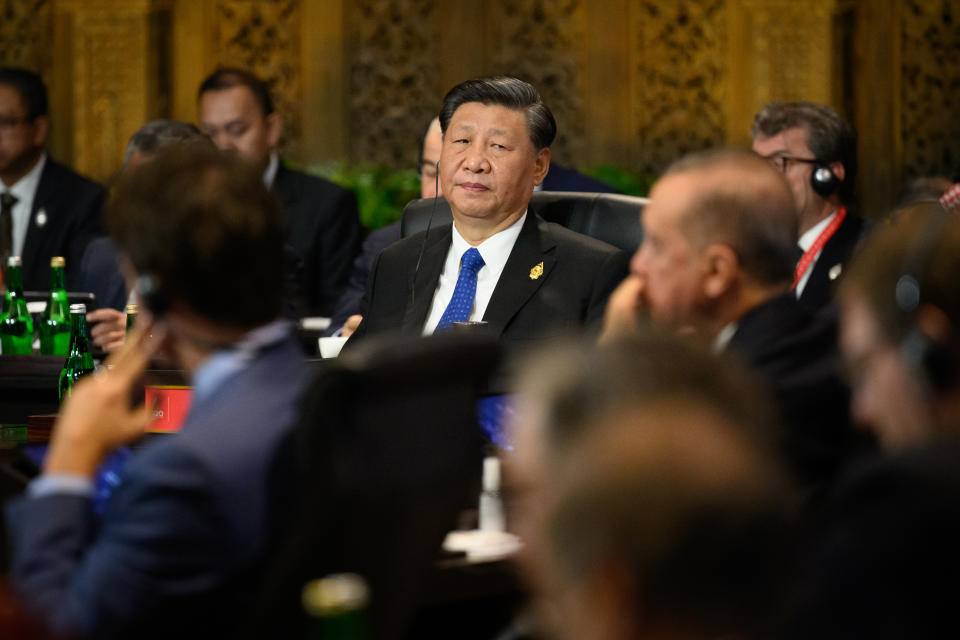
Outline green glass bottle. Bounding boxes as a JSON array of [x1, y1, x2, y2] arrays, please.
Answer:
[[302, 573, 369, 639], [39, 256, 71, 355], [0, 256, 35, 355], [125, 303, 138, 333], [58, 303, 96, 400]]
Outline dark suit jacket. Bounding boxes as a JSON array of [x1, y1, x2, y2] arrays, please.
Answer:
[[727, 294, 872, 491], [6, 332, 307, 640], [349, 211, 628, 350], [21, 158, 105, 292], [273, 165, 361, 317], [798, 210, 871, 314], [77, 237, 127, 310]]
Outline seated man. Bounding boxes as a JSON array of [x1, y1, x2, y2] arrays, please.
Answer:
[[6, 146, 307, 639], [348, 77, 627, 348], [837, 201, 960, 450], [604, 149, 870, 491]]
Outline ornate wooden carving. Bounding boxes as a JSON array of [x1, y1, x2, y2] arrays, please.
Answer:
[[0, 0, 52, 72], [635, 0, 727, 175], [346, 0, 439, 168], [210, 0, 303, 156], [901, 0, 960, 179]]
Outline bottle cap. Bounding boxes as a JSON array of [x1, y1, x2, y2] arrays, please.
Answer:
[[50, 256, 65, 268], [482, 456, 501, 492], [7, 256, 21, 267], [302, 573, 369, 616], [69, 303, 87, 315], [126, 303, 138, 314]]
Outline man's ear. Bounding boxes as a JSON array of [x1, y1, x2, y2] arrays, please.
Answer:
[[701, 243, 739, 300], [829, 160, 846, 184], [265, 112, 283, 149], [533, 147, 551, 186], [31, 115, 49, 147]]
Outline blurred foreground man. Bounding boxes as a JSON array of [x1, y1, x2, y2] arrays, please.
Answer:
[[6, 147, 307, 639], [510, 336, 794, 640], [604, 150, 868, 490], [198, 67, 359, 316], [751, 102, 869, 312], [349, 76, 627, 345], [0, 67, 103, 289]]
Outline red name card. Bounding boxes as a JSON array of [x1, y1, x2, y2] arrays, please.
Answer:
[[145, 385, 192, 433]]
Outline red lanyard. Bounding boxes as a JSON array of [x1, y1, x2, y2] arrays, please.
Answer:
[[793, 206, 846, 290]]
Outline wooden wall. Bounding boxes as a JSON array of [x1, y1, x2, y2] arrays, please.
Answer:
[[2, 0, 959, 217]]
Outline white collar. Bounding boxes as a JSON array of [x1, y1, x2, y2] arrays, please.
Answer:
[[3, 152, 46, 197], [450, 211, 527, 275], [712, 322, 738, 353], [262, 152, 279, 189], [798, 209, 838, 251]]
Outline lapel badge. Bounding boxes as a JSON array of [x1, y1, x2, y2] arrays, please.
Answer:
[[529, 262, 544, 280], [828, 263, 842, 281], [35, 208, 47, 228]]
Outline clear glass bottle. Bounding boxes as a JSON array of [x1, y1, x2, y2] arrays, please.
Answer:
[[58, 303, 96, 400], [39, 256, 71, 355], [0, 256, 35, 355]]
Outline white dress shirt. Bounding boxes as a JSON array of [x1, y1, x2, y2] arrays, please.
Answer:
[[262, 152, 279, 189], [422, 212, 527, 335], [795, 209, 837, 298], [1, 153, 47, 256]]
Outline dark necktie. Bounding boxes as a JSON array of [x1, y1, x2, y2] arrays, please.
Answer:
[[435, 248, 485, 332], [0, 191, 17, 270]]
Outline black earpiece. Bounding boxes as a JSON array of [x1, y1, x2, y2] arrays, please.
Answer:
[[810, 164, 841, 198]]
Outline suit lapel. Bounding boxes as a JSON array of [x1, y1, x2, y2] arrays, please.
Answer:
[[801, 212, 863, 306], [401, 225, 451, 332], [21, 159, 54, 282], [482, 213, 557, 338]]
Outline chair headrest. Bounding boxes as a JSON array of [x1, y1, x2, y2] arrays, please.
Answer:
[[401, 190, 647, 253]]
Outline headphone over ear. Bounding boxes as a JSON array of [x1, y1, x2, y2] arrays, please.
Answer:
[[895, 210, 958, 393], [810, 163, 841, 198]]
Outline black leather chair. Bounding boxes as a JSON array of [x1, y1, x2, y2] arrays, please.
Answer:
[[252, 332, 501, 640], [401, 191, 647, 253]]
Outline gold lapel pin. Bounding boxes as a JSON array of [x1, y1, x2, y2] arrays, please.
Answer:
[[529, 262, 544, 280]]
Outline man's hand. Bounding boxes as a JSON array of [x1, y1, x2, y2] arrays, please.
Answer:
[[44, 323, 165, 478], [599, 275, 647, 343], [341, 314, 362, 338], [88, 308, 128, 353]]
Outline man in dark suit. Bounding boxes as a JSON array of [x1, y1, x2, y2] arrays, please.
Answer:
[[198, 68, 360, 316], [348, 77, 627, 348], [604, 150, 869, 490], [751, 101, 870, 313], [6, 147, 307, 639], [0, 67, 103, 291]]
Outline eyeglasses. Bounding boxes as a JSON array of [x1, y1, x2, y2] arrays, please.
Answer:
[[0, 116, 31, 131], [760, 154, 819, 173]]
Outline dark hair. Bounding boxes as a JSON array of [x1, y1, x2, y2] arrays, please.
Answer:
[[416, 116, 440, 177], [105, 146, 285, 327], [439, 76, 556, 150], [664, 149, 798, 287], [124, 120, 212, 165], [839, 201, 960, 345], [0, 67, 47, 119], [198, 67, 274, 115], [751, 102, 858, 205]]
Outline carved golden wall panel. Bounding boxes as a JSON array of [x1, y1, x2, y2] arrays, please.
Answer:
[[489, 0, 585, 164], [900, 0, 960, 179], [634, 0, 727, 176], [209, 0, 303, 157], [346, 0, 439, 167], [0, 0, 52, 72]]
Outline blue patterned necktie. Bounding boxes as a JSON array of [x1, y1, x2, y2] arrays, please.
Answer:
[[435, 247, 485, 332]]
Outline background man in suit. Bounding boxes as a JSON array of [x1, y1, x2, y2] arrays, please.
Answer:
[[6, 146, 307, 639], [198, 67, 360, 316], [751, 101, 869, 313], [348, 76, 627, 347], [0, 67, 103, 290], [603, 150, 868, 491]]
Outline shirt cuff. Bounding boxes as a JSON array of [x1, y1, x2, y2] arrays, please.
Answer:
[[28, 473, 95, 499]]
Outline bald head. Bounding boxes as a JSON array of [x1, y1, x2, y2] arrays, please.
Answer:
[[662, 150, 798, 287]]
